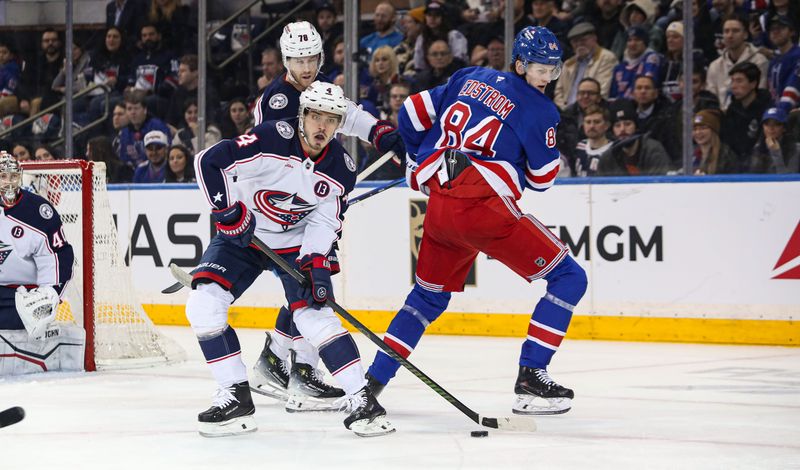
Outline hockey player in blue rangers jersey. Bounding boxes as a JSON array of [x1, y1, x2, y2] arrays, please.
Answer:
[[187, 82, 394, 437], [250, 21, 406, 409], [366, 26, 589, 416], [0, 153, 80, 375]]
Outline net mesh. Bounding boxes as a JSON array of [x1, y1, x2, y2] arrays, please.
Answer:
[[21, 161, 185, 369]]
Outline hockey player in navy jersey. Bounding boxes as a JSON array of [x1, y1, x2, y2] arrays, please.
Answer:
[[250, 20, 405, 410], [187, 82, 394, 437], [366, 26, 588, 415], [0, 152, 79, 375]]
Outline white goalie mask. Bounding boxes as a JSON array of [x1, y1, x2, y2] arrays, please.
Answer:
[[298, 81, 347, 143], [0, 151, 23, 205], [280, 21, 324, 75]]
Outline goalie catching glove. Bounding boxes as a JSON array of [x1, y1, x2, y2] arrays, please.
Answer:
[[369, 120, 405, 165], [296, 253, 333, 310], [213, 201, 255, 248], [15, 286, 60, 340]]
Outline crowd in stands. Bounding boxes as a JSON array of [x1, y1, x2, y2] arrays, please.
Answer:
[[0, 0, 797, 183]]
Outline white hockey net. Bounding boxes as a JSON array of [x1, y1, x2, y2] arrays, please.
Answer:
[[20, 160, 185, 370]]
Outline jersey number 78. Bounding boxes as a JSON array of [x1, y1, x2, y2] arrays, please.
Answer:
[[436, 102, 503, 158]]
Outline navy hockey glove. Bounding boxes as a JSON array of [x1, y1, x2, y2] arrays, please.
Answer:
[[369, 120, 405, 165], [296, 253, 333, 310], [213, 201, 255, 248]]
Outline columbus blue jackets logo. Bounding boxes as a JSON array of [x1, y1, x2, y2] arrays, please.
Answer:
[[276, 121, 294, 139], [252, 190, 315, 228], [269, 93, 288, 110], [0, 241, 12, 264]]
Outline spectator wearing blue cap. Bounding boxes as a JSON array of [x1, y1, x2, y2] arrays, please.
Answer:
[[749, 107, 799, 173], [609, 25, 663, 100]]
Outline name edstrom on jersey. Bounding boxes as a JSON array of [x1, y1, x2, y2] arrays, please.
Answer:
[[399, 66, 561, 199], [195, 117, 357, 257]]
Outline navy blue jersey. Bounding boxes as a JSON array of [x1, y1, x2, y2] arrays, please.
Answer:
[[253, 72, 333, 125], [253, 72, 376, 142], [0, 190, 74, 293], [195, 117, 357, 256], [399, 66, 561, 199]]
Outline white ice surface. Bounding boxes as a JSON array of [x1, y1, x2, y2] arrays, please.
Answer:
[[1, 327, 799, 470]]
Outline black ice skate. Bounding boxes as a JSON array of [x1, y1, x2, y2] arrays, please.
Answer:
[[250, 332, 290, 400], [340, 385, 395, 437], [198, 381, 257, 437], [285, 351, 346, 412], [512, 366, 574, 415], [365, 372, 386, 398]]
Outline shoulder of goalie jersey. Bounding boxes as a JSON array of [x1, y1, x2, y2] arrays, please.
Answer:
[[7, 190, 62, 231]]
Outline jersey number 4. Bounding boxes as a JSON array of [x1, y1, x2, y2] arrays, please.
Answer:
[[436, 102, 503, 157]]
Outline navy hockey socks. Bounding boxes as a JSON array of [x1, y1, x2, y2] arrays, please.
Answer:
[[198, 325, 247, 387], [368, 284, 451, 385], [520, 257, 587, 369]]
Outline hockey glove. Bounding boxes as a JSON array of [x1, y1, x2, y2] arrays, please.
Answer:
[[369, 120, 405, 166], [296, 253, 333, 310], [213, 201, 255, 248], [15, 286, 59, 340]]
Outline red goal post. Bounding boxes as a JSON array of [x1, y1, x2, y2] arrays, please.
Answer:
[[20, 160, 184, 371]]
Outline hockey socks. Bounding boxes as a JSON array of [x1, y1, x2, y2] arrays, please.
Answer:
[[270, 306, 293, 359], [520, 257, 587, 369], [368, 284, 450, 386], [198, 325, 248, 387]]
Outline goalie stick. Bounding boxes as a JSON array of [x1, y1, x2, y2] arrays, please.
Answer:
[[0, 406, 25, 429], [249, 237, 535, 432]]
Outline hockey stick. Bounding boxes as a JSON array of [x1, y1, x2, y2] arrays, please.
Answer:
[[162, 151, 397, 295], [356, 151, 397, 183], [0, 407, 25, 429], [348, 177, 405, 206], [251, 237, 535, 432]]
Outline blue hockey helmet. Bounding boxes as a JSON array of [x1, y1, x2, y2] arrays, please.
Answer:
[[512, 26, 563, 80]]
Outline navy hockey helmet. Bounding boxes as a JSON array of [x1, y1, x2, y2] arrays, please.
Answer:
[[512, 26, 563, 80], [0, 151, 23, 205]]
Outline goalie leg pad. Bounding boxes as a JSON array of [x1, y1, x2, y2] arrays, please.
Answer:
[[0, 324, 85, 374], [293, 306, 365, 395]]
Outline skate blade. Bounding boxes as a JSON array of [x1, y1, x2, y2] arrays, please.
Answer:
[[250, 383, 288, 400], [512, 396, 571, 415], [348, 416, 396, 437], [285, 394, 341, 413], [198, 415, 258, 437]]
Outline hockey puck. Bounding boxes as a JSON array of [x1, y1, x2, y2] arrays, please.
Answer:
[[470, 430, 489, 438]]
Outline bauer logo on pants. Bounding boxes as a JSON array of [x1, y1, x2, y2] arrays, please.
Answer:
[[409, 199, 475, 286]]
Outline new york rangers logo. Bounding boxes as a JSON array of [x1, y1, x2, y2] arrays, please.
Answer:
[[252, 190, 316, 228]]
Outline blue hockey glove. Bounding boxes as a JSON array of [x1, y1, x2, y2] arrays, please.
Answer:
[[213, 201, 255, 248], [296, 253, 333, 310], [369, 120, 405, 165]]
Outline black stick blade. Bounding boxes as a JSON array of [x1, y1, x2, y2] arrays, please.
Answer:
[[0, 406, 25, 428]]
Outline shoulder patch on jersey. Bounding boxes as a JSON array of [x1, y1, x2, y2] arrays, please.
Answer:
[[276, 120, 295, 139], [39, 203, 54, 220], [269, 93, 288, 110], [343, 152, 356, 172]]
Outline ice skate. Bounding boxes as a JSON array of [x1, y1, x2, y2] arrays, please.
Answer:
[[512, 366, 574, 415], [285, 352, 346, 412], [198, 381, 257, 437], [365, 372, 385, 398], [250, 332, 290, 400], [339, 385, 395, 437]]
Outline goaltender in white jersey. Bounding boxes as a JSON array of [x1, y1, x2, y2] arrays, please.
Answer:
[[0, 152, 81, 375]]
